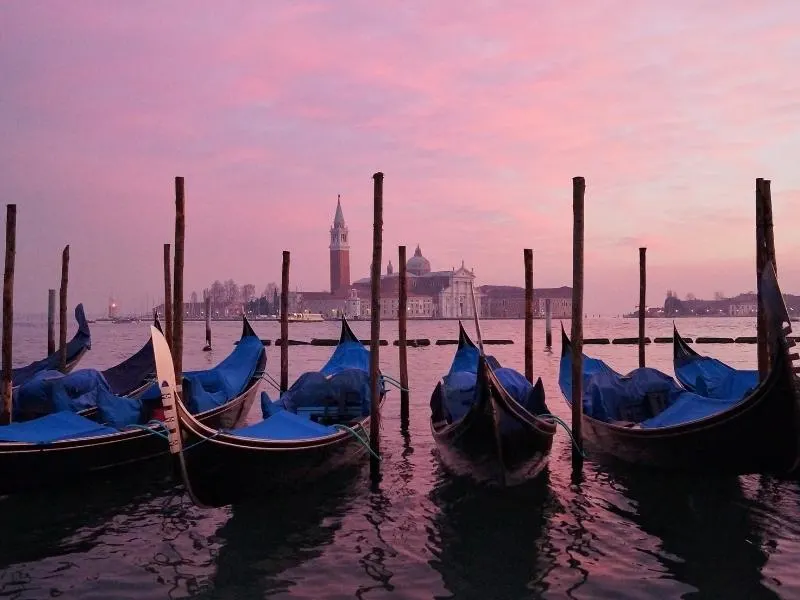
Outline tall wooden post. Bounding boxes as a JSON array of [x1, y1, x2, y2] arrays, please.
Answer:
[[173, 176, 185, 381], [545, 298, 552, 349], [639, 247, 647, 368], [761, 179, 776, 275], [280, 251, 290, 393], [369, 172, 384, 482], [760, 179, 777, 371], [524, 248, 534, 383], [571, 177, 585, 468], [204, 293, 212, 350], [47, 289, 56, 355], [163, 243, 173, 350], [1, 205, 16, 424], [756, 178, 768, 381], [59, 245, 69, 371], [398, 245, 409, 427]]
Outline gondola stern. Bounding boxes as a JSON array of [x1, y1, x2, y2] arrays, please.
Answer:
[[241, 315, 258, 339], [457, 320, 477, 350], [560, 323, 571, 358], [340, 316, 359, 344], [74, 303, 91, 343]]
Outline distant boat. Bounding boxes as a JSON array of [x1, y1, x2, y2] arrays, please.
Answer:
[[287, 311, 325, 323]]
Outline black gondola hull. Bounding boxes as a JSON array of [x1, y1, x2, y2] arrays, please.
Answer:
[[431, 365, 554, 487], [0, 368, 262, 495], [176, 417, 373, 508]]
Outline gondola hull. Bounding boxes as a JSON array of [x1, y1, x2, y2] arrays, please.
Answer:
[[577, 372, 799, 473], [175, 406, 378, 508], [559, 263, 800, 474], [0, 361, 263, 495], [431, 364, 554, 487]]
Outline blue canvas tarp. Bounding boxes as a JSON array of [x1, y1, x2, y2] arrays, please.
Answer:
[[178, 334, 264, 414], [234, 408, 336, 440], [560, 351, 746, 428], [436, 358, 545, 423], [14, 368, 111, 418], [10, 304, 91, 388], [0, 411, 118, 443], [676, 355, 759, 400], [276, 369, 374, 418]]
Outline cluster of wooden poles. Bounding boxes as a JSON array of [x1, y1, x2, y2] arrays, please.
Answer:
[[568, 176, 778, 469], [0, 207, 73, 425], [0, 175, 780, 481]]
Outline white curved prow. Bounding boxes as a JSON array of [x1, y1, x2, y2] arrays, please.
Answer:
[[150, 325, 183, 455]]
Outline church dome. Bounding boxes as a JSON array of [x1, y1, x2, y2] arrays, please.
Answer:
[[407, 244, 431, 276]]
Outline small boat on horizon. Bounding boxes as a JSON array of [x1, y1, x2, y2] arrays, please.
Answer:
[[286, 311, 325, 323]]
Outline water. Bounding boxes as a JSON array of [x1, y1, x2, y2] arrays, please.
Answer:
[[2, 317, 799, 599]]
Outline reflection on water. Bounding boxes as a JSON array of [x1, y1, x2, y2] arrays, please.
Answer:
[[2, 318, 800, 598], [427, 470, 553, 599]]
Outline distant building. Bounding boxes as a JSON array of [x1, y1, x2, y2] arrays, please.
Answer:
[[352, 248, 480, 318], [329, 195, 350, 295], [479, 285, 572, 318]]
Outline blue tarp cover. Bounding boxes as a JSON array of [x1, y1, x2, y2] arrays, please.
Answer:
[[233, 408, 336, 440], [276, 369, 373, 417], [10, 304, 91, 388], [676, 355, 759, 400], [436, 338, 546, 423], [560, 353, 745, 428], [14, 369, 111, 417], [0, 410, 118, 443], [181, 334, 264, 414], [270, 330, 377, 419]]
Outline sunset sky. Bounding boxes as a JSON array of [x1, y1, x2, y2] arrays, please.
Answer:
[[2, 1, 800, 317]]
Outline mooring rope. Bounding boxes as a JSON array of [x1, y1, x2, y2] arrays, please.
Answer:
[[542, 414, 587, 459], [333, 423, 382, 461], [380, 374, 409, 392]]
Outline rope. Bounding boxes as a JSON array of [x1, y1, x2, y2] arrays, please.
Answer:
[[542, 414, 587, 459], [124, 420, 169, 441], [333, 423, 382, 461], [380, 374, 409, 392], [260, 372, 281, 391]]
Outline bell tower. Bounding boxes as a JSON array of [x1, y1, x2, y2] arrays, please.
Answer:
[[329, 195, 350, 295]]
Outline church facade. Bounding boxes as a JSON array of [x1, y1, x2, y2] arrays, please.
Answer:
[[294, 197, 570, 319]]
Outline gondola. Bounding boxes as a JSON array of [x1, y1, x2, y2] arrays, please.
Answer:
[[8, 303, 92, 389], [430, 321, 556, 487], [154, 317, 385, 508], [558, 262, 800, 474], [0, 316, 265, 494], [673, 325, 758, 399], [12, 314, 164, 421]]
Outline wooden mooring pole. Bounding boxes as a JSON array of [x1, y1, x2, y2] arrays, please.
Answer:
[[59, 245, 69, 372], [47, 289, 56, 355], [398, 244, 409, 427], [369, 172, 384, 482], [545, 298, 552, 349], [203, 293, 212, 351], [1, 205, 16, 425], [639, 247, 647, 368], [280, 251, 290, 393], [571, 177, 585, 468], [755, 178, 768, 381], [163, 243, 173, 350], [173, 176, 185, 381], [524, 248, 534, 383]]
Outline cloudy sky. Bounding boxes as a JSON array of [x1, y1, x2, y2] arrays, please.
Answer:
[[2, 1, 800, 317]]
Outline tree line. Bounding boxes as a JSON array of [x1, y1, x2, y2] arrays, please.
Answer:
[[191, 280, 281, 316]]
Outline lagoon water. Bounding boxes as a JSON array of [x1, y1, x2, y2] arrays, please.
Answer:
[[1, 317, 798, 599]]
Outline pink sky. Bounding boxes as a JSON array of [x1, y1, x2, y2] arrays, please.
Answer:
[[2, 1, 800, 317]]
